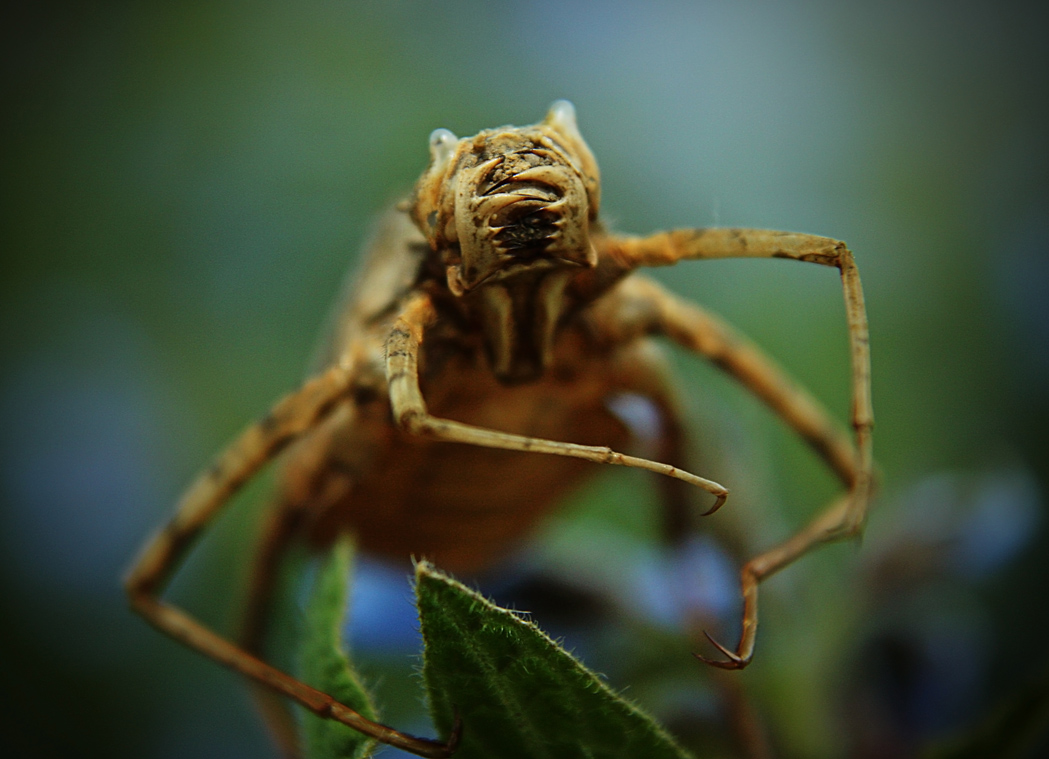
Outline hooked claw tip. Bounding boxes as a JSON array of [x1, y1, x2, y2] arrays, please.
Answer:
[[694, 651, 745, 670], [692, 629, 750, 670], [699, 492, 728, 517]]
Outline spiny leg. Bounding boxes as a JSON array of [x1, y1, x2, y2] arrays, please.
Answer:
[[607, 231, 874, 668], [124, 364, 461, 758], [385, 292, 729, 513]]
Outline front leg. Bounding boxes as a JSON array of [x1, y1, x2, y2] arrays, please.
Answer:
[[384, 292, 729, 513], [606, 230, 875, 668]]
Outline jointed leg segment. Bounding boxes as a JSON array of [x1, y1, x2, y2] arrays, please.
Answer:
[[124, 364, 461, 758], [239, 502, 312, 757], [127, 224, 872, 758], [610, 229, 875, 668], [385, 293, 730, 514]]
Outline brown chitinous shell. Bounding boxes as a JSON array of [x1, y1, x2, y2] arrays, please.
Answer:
[[410, 101, 601, 295]]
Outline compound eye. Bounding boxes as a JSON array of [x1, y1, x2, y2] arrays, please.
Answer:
[[428, 128, 458, 167]]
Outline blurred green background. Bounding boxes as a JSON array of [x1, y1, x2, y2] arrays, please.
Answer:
[[2, 1, 1047, 757]]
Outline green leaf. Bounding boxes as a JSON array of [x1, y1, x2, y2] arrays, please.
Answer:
[[416, 561, 695, 759], [298, 537, 378, 759]]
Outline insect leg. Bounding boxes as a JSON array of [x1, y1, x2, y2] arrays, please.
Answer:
[[601, 335, 776, 756], [124, 364, 460, 758], [386, 292, 730, 512], [601, 275, 860, 488], [608, 232, 874, 668], [239, 502, 311, 758], [604, 339, 705, 543], [612, 231, 873, 524]]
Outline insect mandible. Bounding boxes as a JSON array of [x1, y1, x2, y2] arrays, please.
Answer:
[[125, 101, 874, 758]]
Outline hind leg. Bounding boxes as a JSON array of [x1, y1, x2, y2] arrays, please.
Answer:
[[240, 401, 368, 758], [125, 364, 460, 757], [590, 265, 872, 668], [240, 502, 310, 758], [606, 340, 775, 759]]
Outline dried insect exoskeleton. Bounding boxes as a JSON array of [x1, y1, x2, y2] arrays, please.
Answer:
[[126, 101, 873, 757]]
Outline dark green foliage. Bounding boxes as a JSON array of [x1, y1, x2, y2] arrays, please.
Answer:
[[296, 549, 1049, 759], [297, 551, 695, 759], [415, 561, 695, 759], [298, 538, 377, 759]]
